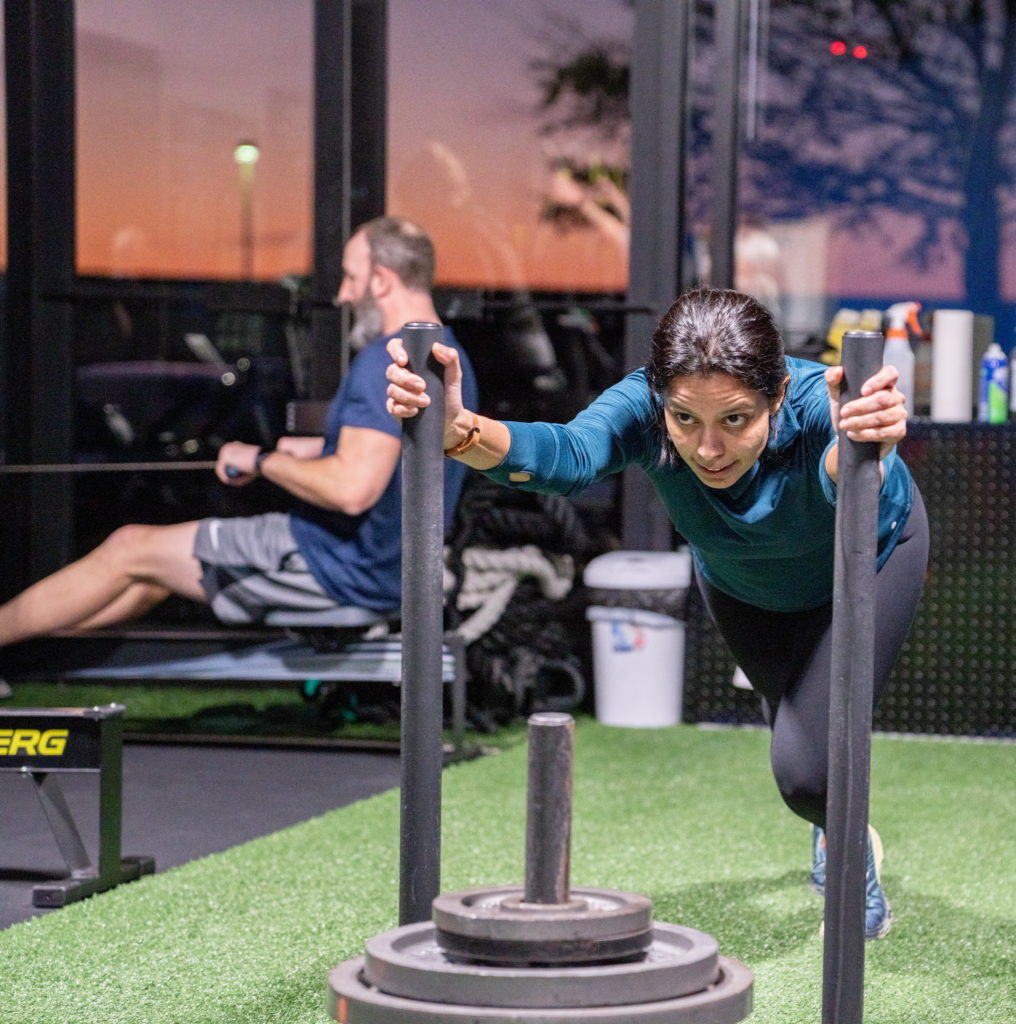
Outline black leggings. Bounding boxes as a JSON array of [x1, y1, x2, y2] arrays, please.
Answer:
[[697, 487, 929, 829]]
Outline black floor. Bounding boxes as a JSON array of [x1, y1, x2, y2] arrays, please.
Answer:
[[0, 741, 402, 931]]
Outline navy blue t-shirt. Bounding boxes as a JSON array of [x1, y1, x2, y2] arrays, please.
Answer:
[[289, 326, 478, 610]]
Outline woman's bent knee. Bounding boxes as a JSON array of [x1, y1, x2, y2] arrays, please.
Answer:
[[777, 781, 826, 827], [771, 747, 827, 826]]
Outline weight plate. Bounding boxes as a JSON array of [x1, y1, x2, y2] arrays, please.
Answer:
[[363, 921, 720, 1008], [436, 928, 650, 966], [433, 885, 652, 964], [329, 953, 753, 1023]]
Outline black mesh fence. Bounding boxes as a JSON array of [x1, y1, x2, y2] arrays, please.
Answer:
[[682, 422, 1016, 738]]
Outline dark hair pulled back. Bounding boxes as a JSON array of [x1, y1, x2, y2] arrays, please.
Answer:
[[646, 288, 786, 399]]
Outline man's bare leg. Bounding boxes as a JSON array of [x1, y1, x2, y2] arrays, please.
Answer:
[[0, 521, 205, 647], [74, 581, 174, 630]]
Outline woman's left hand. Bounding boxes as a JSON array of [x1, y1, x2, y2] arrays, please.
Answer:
[[824, 364, 908, 460]]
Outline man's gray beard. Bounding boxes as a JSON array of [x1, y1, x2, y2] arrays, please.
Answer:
[[349, 298, 383, 351]]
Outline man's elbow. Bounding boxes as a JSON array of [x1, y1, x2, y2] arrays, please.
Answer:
[[326, 487, 379, 517]]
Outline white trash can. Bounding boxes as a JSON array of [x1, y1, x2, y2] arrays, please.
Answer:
[[584, 549, 692, 728]]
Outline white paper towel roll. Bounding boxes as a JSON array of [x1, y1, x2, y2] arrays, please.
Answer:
[[931, 309, 974, 422]]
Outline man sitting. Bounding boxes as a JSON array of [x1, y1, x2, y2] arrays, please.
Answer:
[[0, 216, 478, 648]]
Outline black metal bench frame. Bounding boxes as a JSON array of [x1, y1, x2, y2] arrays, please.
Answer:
[[4, 607, 468, 756]]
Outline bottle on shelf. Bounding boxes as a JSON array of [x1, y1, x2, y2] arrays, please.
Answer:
[[882, 301, 923, 416], [1009, 334, 1016, 418], [978, 341, 1009, 423]]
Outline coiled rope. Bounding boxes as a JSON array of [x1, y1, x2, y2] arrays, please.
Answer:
[[450, 545, 574, 644], [444, 478, 595, 729]]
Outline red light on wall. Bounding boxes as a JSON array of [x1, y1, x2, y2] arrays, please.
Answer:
[[853, 44, 869, 59], [829, 40, 847, 55]]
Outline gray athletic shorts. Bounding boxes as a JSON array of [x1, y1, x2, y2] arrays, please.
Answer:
[[192, 512, 335, 624]]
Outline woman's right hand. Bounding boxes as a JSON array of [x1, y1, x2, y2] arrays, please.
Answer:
[[386, 337, 474, 452]]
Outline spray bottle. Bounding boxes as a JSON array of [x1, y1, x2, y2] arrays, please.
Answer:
[[883, 302, 923, 416]]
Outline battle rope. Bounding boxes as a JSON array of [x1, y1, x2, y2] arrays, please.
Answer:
[[449, 545, 575, 645], [442, 478, 596, 729]]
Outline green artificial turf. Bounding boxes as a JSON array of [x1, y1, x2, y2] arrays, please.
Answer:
[[3, 680, 494, 748], [0, 721, 1013, 1023]]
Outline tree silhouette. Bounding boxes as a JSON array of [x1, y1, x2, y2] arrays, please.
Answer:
[[532, 0, 1016, 332], [529, 7, 631, 237], [753, 0, 1016, 331]]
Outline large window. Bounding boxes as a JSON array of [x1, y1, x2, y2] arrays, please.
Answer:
[[696, 1, 1016, 357], [75, 0, 313, 281], [59, 2, 316, 557], [388, 0, 633, 295]]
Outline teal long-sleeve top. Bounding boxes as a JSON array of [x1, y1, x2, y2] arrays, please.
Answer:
[[483, 357, 914, 612]]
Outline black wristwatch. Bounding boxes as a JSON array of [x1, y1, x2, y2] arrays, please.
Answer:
[[254, 449, 272, 475]]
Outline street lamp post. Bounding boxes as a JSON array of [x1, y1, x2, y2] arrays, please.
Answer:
[[233, 140, 260, 279]]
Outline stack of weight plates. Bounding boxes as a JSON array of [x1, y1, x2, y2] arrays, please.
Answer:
[[328, 713, 752, 1022], [328, 882, 752, 1023]]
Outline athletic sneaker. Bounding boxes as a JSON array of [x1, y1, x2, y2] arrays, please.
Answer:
[[864, 826, 893, 939], [0, 679, 11, 699], [810, 825, 826, 895], [812, 825, 893, 940]]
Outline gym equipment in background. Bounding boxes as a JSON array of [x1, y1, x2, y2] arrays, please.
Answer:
[[0, 704, 154, 907]]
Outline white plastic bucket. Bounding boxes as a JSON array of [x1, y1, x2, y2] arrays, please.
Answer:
[[583, 549, 692, 591], [585, 606, 685, 728], [583, 549, 691, 728]]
